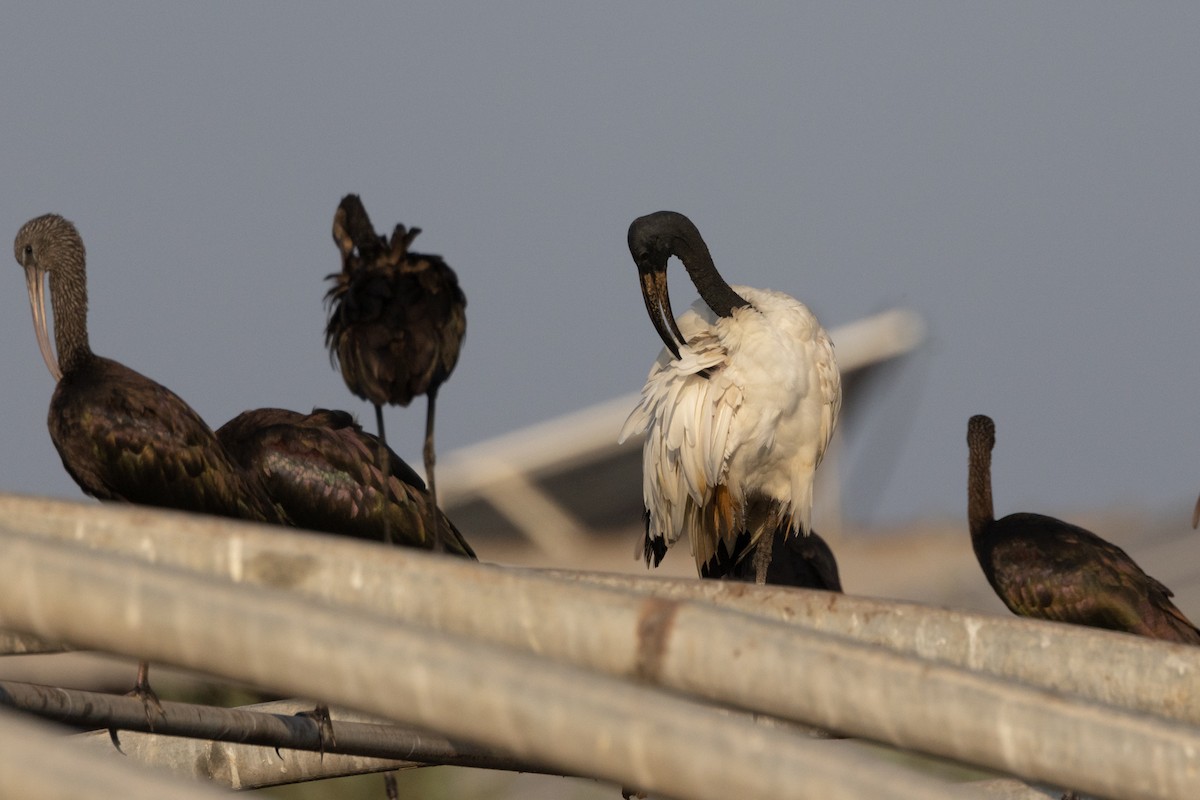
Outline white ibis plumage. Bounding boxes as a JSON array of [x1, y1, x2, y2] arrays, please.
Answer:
[[619, 211, 841, 584]]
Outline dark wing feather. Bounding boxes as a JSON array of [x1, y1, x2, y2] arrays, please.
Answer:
[[771, 530, 843, 592], [983, 513, 1200, 645], [218, 408, 475, 558], [405, 253, 467, 383], [324, 211, 466, 408], [642, 510, 669, 567], [49, 357, 286, 524], [715, 526, 843, 591]]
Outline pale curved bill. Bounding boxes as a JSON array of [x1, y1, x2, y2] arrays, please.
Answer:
[[24, 266, 61, 382]]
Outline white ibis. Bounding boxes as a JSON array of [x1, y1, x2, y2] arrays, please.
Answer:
[[968, 414, 1200, 644], [619, 210, 841, 584]]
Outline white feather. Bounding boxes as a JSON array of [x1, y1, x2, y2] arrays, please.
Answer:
[[622, 285, 841, 571]]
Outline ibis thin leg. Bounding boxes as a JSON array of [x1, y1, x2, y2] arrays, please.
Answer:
[[424, 389, 443, 553], [374, 404, 392, 545]]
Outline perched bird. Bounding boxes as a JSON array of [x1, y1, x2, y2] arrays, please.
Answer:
[[217, 407, 475, 558], [724, 527, 843, 591], [619, 211, 841, 584], [324, 195, 466, 545], [967, 414, 1200, 644], [14, 213, 289, 714]]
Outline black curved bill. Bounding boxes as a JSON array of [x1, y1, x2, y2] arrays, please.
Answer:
[[638, 266, 686, 360]]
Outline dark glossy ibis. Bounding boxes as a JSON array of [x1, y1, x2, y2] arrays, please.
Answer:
[[967, 414, 1200, 644], [722, 526, 842, 591], [619, 211, 841, 583], [324, 195, 466, 547], [217, 407, 475, 558], [14, 213, 290, 717]]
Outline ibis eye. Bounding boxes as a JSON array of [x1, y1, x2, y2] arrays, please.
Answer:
[[23, 244, 32, 258]]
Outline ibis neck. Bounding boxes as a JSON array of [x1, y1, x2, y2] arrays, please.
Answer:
[[49, 265, 92, 374], [967, 445, 994, 544], [673, 235, 749, 318]]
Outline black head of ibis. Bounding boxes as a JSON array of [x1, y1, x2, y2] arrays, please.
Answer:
[[627, 210, 749, 360], [967, 414, 1199, 645]]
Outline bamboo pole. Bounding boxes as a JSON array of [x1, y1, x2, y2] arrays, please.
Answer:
[[0, 497, 1196, 798], [0, 529, 973, 800], [57, 693, 1051, 797], [545, 569, 1200, 725], [55, 694, 822, 790], [0, 707, 231, 800], [965, 780, 1055, 799], [74, 723, 1057, 799], [0, 683, 544, 774], [0, 629, 64, 656], [2, 493, 1194, 729]]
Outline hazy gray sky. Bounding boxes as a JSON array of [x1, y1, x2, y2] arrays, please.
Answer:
[[3, 4, 1198, 530]]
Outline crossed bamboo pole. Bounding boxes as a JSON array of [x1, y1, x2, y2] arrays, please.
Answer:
[[0, 493, 1196, 798]]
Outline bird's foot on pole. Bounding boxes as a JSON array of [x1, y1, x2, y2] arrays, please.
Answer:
[[297, 703, 337, 757], [131, 660, 164, 726], [110, 660, 164, 751], [131, 683, 164, 726]]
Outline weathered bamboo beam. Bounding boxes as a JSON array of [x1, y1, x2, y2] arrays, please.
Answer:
[[544, 569, 1200, 725], [0, 629, 66, 656], [60, 693, 1051, 797], [82, 729, 402, 791], [965, 780, 1055, 799], [0, 529, 974, 800], [57, 694, 825, 790], [0, 706, 231, 800], [73, 717, 1053, 798], [0, 682, 551, 775], [0, 495, 1196, 798], [2, 493, 1194, 728]]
